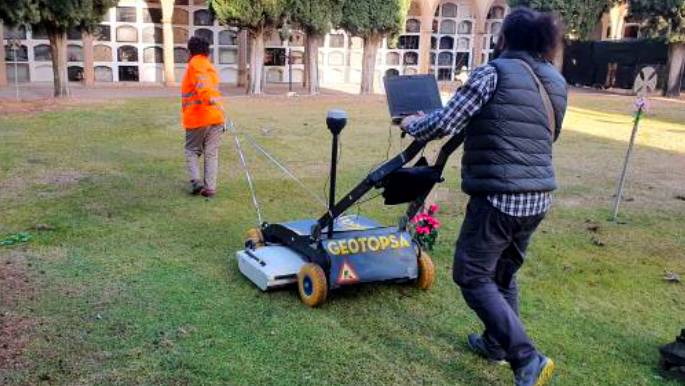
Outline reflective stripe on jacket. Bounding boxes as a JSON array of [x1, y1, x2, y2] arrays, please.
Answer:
[[181, 55, 224, 130]]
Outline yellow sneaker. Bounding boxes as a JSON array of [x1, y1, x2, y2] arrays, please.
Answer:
[[514, 355, 555, 386]]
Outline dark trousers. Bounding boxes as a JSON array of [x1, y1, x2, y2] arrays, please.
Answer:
[[453, 196, 546, 369]]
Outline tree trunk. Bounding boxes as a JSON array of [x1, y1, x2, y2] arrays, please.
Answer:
[[82, 33, 95, 86], [609, 2, 628, 40], [303, 35, 309, 89], [161, 0, 176, 86], [248, 28, 266, 95], [237, 30, 249, 88], [305, 34, 321, 95], [360, 34, 382, 94], [48, 29, 69, 98], [0, 21, 7, 87], [664, 42, 685, 98], [161, 19, 176, 85]]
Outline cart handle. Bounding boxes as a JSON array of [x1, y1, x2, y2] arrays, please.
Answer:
[[314, 131, 465, 238]]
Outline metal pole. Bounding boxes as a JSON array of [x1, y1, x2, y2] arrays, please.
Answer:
[[13, 45, 19, 101], [288, 48, 292, 93], [612, 105, 642, 222], [328, 133, 339, 238]]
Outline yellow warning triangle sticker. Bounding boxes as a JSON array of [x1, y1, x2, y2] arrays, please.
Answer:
[[337, 261, 360, 285]]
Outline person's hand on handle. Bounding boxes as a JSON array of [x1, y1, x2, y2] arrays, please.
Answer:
[[399, 111, 426, 136]]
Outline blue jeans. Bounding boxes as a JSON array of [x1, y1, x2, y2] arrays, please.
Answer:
[[453, 196, 546, 369]]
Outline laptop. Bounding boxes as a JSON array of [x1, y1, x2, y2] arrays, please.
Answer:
[[384, 75, 444, 124]]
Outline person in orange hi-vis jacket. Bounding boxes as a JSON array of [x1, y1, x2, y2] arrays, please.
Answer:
[[181, 36, 226, 199]]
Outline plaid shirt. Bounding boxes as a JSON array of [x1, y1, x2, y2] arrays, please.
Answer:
[[406, 65, 551, 217]]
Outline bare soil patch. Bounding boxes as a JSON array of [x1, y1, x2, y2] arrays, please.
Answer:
[[0, 170, 86, 204], [0, 99, 121, 115], [0, 254, 36, 374]]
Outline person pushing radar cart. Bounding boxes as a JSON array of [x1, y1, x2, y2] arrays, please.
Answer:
[[400, 7, 567, 386]]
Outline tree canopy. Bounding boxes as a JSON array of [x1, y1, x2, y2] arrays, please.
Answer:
[[338, 0, 409, 94], [508, 0, 611, 40], [0, 0, 116, 33], [209, 0, 289, 94], [286, 0, 344, 94], [287, 0, 344, 36], [1, 0, 116, 97], [208, 0, 287, 32], [629, 0, 685, 43], [338, 0, 409, 39]]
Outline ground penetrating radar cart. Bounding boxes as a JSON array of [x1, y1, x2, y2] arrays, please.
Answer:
[[235, 76, 463, 307]]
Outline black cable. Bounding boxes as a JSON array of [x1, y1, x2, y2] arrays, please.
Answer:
[[366, 124, 396, 175], [356, 192, 383, 206], [353, 124, 397, 217], [385, 123, 393, 160]]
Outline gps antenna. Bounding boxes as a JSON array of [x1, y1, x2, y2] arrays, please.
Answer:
[[326, 109, 348, 237]]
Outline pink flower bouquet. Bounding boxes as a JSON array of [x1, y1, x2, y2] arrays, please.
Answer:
[[411, 204, 442, 251]]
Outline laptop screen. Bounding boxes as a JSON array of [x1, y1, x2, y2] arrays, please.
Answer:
[[384, 75, 444, 120]]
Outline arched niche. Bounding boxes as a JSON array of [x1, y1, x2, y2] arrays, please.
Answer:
[[118, 45, 139, 62], [67, 45, 83, 62], [34, 44, 52, 62], [406, 19, 421, 33], [441, 3, 457, 18], [95, 66, 113, 82], [116, 25, 138, 43], [94, 45, 113, 61], [440, 20, 456, 34], [438, 51, 453, 66], [173, 27, 189, 44], [385, 52, 400, 66], [440, 36, 454, 50], [173, 8, 189, 25]]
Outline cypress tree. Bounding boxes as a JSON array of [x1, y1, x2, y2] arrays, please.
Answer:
[[339, 0, 409, 94], [287, 0, 343, 94], [209, 0, 288, 94]]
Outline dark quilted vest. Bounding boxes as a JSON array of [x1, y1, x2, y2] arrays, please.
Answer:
[[461, 50, 568, 195]]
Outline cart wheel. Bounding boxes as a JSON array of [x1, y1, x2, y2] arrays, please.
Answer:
[[245, 228, 264, 249], [416, 251, 435, 290], [298, 264, 328, 307]]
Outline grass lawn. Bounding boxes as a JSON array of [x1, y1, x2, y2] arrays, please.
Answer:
[[1, 90, 684, 386]]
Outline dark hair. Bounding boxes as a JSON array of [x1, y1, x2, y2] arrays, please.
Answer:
[[500, 7, 563, 61], [188, 36, 210, 57]]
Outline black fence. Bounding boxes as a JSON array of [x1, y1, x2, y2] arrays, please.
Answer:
[[562, 39, 683, 91]]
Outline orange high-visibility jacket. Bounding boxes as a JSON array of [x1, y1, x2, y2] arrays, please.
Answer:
[[181, 55, 224, 129]]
